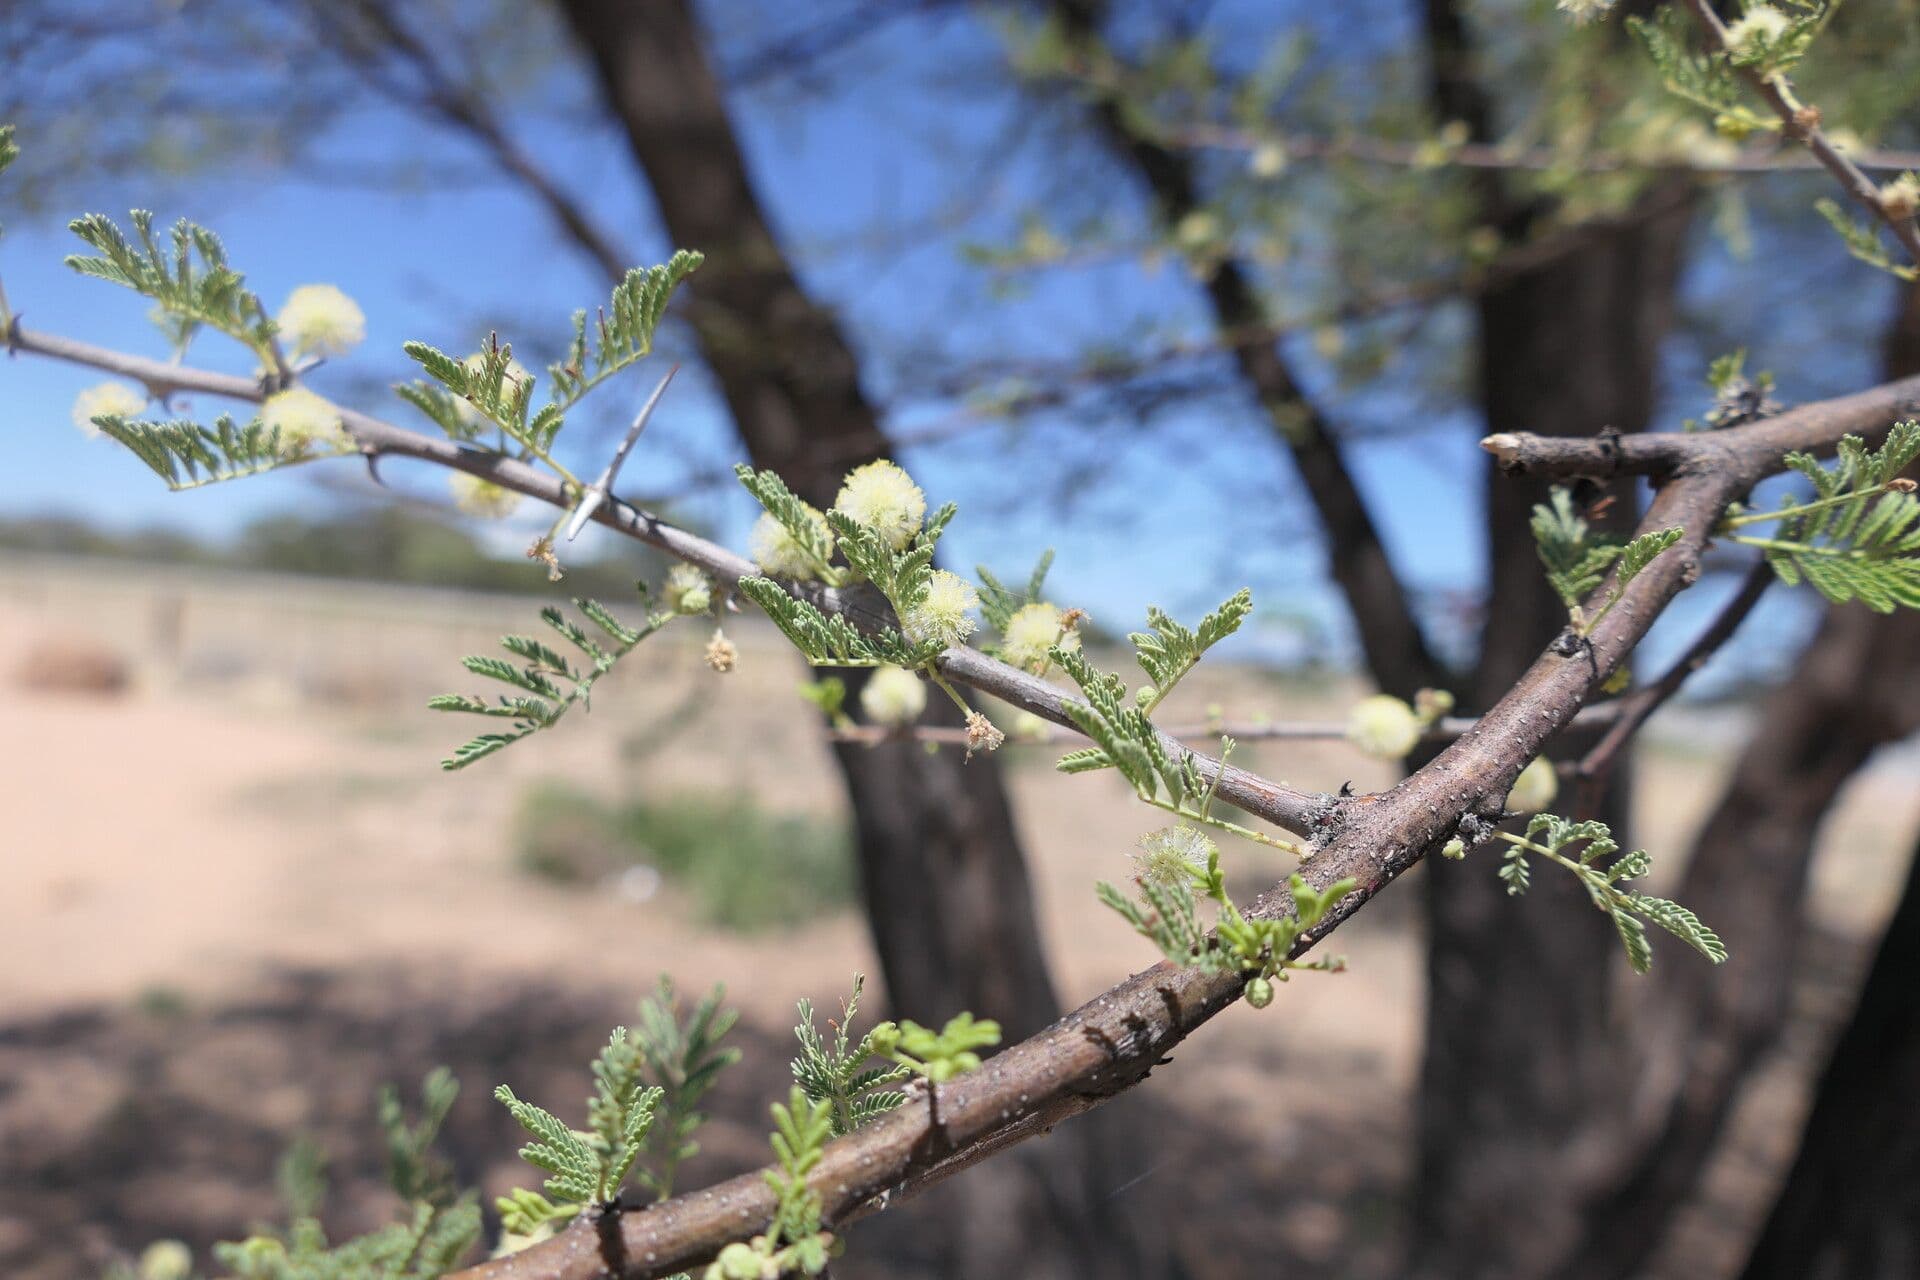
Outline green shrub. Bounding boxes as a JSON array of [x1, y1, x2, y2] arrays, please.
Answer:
[[515, 784, 856, 932]]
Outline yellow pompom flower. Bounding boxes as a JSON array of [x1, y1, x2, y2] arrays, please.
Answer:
[[137, 1241, 194, 1280], [70, 381, 147, 437], [276, 284, 365, 358], [1507, 756, 1560, 815], [449, 473, 521, 519], [833, 459, 926, 550], [902, 570, 977, 648], [260, 387, 347, 452], [1000, 602, 1077, 672], [749, 507, 831, 580], [1345, 694, 1422, 760], [663, 563, 714, 614], [1133, 824, 1216, 889], [1725, 5, 1789, 56], [860, 664, 927, 727]]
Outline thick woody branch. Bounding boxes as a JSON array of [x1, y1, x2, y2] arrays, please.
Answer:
[[829, 706, 1626, 748], [451, 425, 1814, 1280], [1481, 373, 1920, 479], [20, 322, 1914, 1280]]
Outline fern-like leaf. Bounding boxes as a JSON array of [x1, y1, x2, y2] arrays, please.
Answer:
[[547, 251, 704, 409], [431, 591, 666, 769], [97, 413, 341, 489]]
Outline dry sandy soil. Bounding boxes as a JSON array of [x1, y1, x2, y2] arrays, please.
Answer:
[[2, 555, 1914, 1279]]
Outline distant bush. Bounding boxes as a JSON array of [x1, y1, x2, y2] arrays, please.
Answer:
[[515, 783, 856, 932]]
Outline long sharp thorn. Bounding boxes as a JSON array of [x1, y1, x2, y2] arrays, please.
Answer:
[[566, 363, 678, 542]]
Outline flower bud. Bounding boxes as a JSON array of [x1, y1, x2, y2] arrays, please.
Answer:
[[276, 284, 365, 358], [833, 459, 926, 550], [1508, 755, 1559, 815], [1245, 976, 1274, 1009], [70, 381, 147, 437], [1345, 694, 1421, 760], [450, 473, 521, 519], [860, 664, 926, 727], [664, 563, 714, 615]]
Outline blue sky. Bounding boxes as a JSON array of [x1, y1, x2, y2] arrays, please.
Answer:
[[0, 1, 1886, 682]]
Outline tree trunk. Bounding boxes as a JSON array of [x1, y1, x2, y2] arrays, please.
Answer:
[[1542, 276, 1920, 1279], [1409, 186, 1694, 1279], [1736, 825, 1920, 1280], [1408, 5, 1696, 1271], [555, 3, 1166, 1273], [556, 0, 1055, 1046]]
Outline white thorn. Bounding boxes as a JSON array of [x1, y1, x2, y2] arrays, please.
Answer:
[[565, 363, 678, 541]]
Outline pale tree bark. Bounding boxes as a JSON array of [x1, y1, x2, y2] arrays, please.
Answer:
[[553, 2, 1165, 1273]]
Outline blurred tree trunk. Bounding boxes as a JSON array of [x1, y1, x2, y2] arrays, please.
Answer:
[[1411, 4, 1694, 1273], [556, 0, 1056, 1044], [1410, 184, 1693, 1280], [1551, 279, 1920, 1280], [1736, 824, 1920, 1280], [555, 2, 1168, 1274], [1049, 0, 1446, 698]]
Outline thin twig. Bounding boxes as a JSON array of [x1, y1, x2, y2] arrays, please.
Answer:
[[1171, 123, 1920, 176], [1573, 556, 1775, 784], [10, 324, 1326, 836], [1680, 0, 1920, 266]]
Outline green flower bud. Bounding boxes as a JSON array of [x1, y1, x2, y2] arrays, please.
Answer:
[[1245, 976, 1275, 1009]]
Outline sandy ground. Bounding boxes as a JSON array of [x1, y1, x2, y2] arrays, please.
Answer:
[[1, 555, 1914, 1279]]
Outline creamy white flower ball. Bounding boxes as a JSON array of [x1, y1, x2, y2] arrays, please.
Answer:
[[749, 507, 832, 580], [260, 387, 346, 451], [457, 352, 532, 428], [276, 284, 365, 358], [903, 570, 978, 648], [449, 473, 522, 519], [860, 664, 927, 727], [1000, 602, 1076, 672], [663, 563, 714, 614], [1133, 824, 1216, 889], [1507, 755, 1560, 815], [1345, 694, 1422, 760], [1725, 5, 1789, 54], [70, 381, 147, 437], [833, 459, 926, 550]]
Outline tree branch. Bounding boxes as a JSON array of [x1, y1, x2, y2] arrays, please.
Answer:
[[21, 322, 1915, 1280], [1679, 0, 1920, 269], [443, 395, 1860, 1279], [8, 322, 1325, 836], [1573, 556, 1773, 784], [1481, 375, 1920, 479]]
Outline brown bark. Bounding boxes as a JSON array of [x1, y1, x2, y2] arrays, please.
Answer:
[[555, 0, 1054, 1043], [1411, 4, 1695, 1272], [1737, 825, 1920, 1280], [1553, 280, 1920, 1280], [552, 2, 1161, 1273], [1410, 184, 1694, 1280]]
